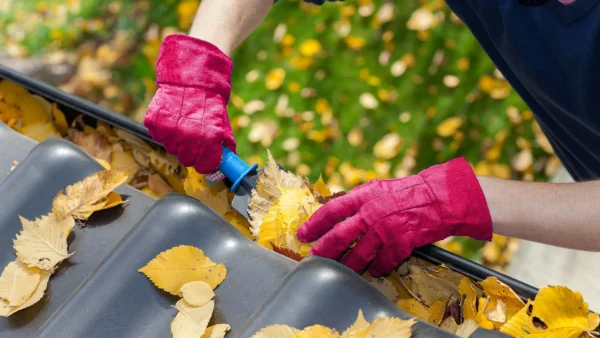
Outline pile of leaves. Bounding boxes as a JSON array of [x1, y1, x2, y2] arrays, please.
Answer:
[[251, 310, 417, 338], [0, 168, 129, 316], [139, 245, 230, 338]]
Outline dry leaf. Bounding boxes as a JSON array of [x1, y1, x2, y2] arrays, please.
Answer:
[[68, 129, 113, 162], [110, 151, 140, 183], [294, 325, 340, 338], [479, 277, 524, 320], [270, 243, 303, 262], [353, 317, 415, 337], [408, 265, 459, 305], [148, 173, 173, 198], [52, 169, 129, 220], [149, 150, 179, 175], [458, 277, 478, 321], [455, 319, 478, 338], [440, 317, 458, 334], [20, 122, 61, 142], [183, 168, 229, 216], [474, 298, 495, 330], [100, 191, 126, 210], [171, 299, 214, 338], [180, 281, 215, 307], [202, 324, 231, 338], [313, 175, 332, 198], [485, 298, 507, 323], [342, 310, 370, 337], [250, 325, 299, 338], [427, 298, 448, 326], [0, 270, 51, 317], [13, 213, 74, 271], [366, 275, 399, 303], [138, 245, 227, 295], [396, 298, 429, 322], [0, 260, 41, 306]]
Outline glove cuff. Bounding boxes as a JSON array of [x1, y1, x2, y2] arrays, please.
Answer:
[[156, 34, 233, 102], [418, 157, 493, 241]]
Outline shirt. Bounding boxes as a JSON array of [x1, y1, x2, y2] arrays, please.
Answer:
[[307, 0, 600, 181]]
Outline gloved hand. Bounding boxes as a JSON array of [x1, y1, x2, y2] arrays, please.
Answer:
[[144, 34, 236, 181], [296, 157, 492, 277]]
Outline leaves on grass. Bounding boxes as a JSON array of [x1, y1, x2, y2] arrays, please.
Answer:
[[13, 213, 74, 271], [52, 169, 129, 220], [138, 245, 227, 295], [171, 299, 214, 338]]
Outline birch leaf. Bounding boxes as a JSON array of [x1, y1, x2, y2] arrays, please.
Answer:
[[0, 260, 41, 306], [180, 281, 215, 307], [52, 169, 129, 220], [352, 317, 415, 338], [455, 319, 478, 338], [342, 310, 370, 337], [250, 325, 299, 338], [0, 270, 51, 317], [138, 245, 226, 295], [171, 299, 214, 338], [202, 324, 231, 338], [13, 213, 74, 271]]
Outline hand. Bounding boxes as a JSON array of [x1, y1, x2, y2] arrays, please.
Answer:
[[144, 34, 236, 178], [296, 157, 492, 277]]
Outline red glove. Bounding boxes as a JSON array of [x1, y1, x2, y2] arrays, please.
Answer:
[[296, 157, 492, 277], [144, 34, 236, 180]]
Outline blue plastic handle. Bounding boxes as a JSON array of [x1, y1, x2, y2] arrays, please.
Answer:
[[219, 146, 259, 192]]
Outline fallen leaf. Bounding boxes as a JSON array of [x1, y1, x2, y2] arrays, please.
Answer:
[[149, 150, 179, 175], [352, 317, 415, 337], [138, 245, 227, 295], [455, 319, 478, 338], [294, 325, 340, 338], [180, 281, 215, 307], [183, 168, 229, 216], [51, 104, 69, 134], [13, 213, 74, 271], [475, 298, 495, 330], [313, 175, 332, 198], [0, 270, 51, 317], [437, 117, 463, 137], [458, 277, 478, 321], [20, 122, 61, 142], [342, 310, 370, 337], [148, 173, 173, 198], [479, 277, 524, 320], [100, 191, 126, 210], [19, 94, 48, 126], [428, 298, 448, 326], [440, 317, 458, 334], [68, 129, 113, 162], [0, 80, 28, 106], [408, 265, 459, 305], [367, 275, 399, 303], [202, 324, 231, 338], [396, 298, 429, 322], [171, 299, 214, 338], [52, 169, 130, 220], [270, 243, 303, 262], [0, 260, 42, 306], [250, 325, 299, 338], [486, 298, 507, 323], [373, 133, 402, 160], [110, 151, 140, 183]]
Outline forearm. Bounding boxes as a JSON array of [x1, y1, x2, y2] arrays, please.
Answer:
[[478, 176, 600, 251], [188, 0, 273, 56]]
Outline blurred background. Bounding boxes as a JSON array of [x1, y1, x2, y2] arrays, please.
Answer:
[[2, 0, 597, 306]]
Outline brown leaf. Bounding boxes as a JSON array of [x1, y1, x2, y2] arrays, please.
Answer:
[[270, 242, 303, 262]]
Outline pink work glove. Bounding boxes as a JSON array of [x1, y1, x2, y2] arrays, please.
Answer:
[[144, 34, 235, 181], [297, 157, 492, 277]]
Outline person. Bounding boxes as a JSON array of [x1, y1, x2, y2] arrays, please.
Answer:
[[143, 0, 600, 277]]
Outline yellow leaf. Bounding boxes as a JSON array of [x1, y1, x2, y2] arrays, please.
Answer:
[[437, 117, 463, 137], [224, 211, 253, 240], [455, 319, 478, 338], [0, 270, 51, 317], [141, 187, 162, 199], [342, 310, 370, 337], [299, 39, 322, 57], [13, 213, 74, 271], [171, 299, 214, 338], [294, 325, 340, 338], [52, 169, 130, 220], [396, 298, 429, 322], [69, 129, 113, 162], [313, 175, 332, 197], [0, 80, 28, 106], [486, 298, 507, 324], [20, 122, 61, 142], [368, 276, 399, 302], [459, 277, 478, 321], [440, 317, 458, 334], [51, 103, 69, 134], [265, 68, 285, 91], [138, 245, 226, 295], [94, 157, 112, 170], [148, 173, 173, 198], [180, 281, 215, 307], [19, 94, 48, 126], [475, 298, 495, 330], [149, 150, 179, 175], [407, 265, 459, 306], [479, 277, 524, 320], [251, 325, 299, 338], [183, 167, 229, 216], [427, 299, 447, 326], [100, 191, 126, 211], [202, 324, 231, 338], [110, 151, 140, 183], [352, 317, 415, 338], [0, 260, 42, 306]]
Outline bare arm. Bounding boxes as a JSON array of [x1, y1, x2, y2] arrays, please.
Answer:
[[478, 176, 600, 251], [188, 0, 273, 56]]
